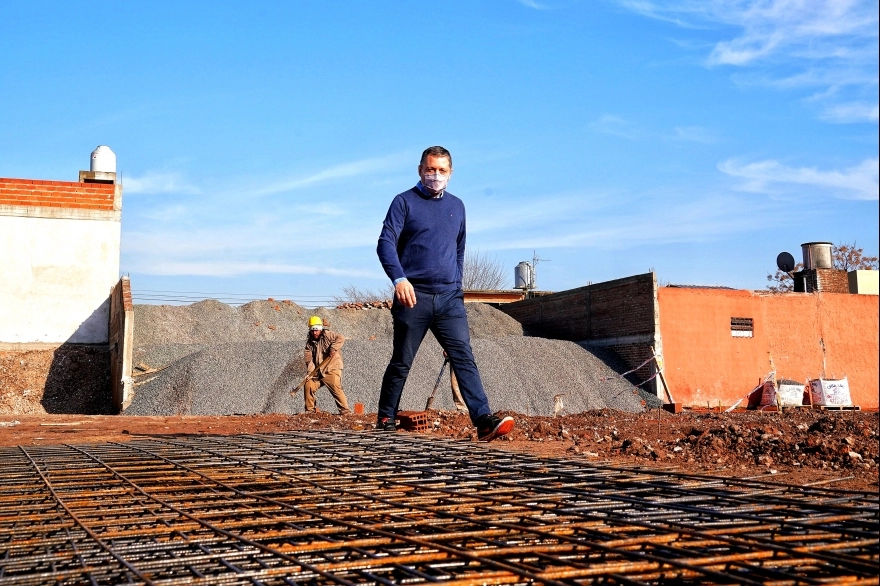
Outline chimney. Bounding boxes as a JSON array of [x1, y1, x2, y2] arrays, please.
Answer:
[[79, 145, 117, 184]]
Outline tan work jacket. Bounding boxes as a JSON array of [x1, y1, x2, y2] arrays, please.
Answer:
[[304, 330, 345, 375]]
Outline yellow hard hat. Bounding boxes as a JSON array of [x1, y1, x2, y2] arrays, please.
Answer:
[[308, 316, 324, 330]]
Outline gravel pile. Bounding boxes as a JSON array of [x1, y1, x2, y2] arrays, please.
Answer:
[[134, 300, 521, 347], [127, 300, 650, 417]]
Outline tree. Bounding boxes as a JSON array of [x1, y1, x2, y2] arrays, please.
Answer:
[[333, 284, 395, 305], [832, 242, 879, 272], [335, 249, 511, 303], [462, 249, 508, 291], [766, 263, 804, 293], [766, 242, 878, 292]]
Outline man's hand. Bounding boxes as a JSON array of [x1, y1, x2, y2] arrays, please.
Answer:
[[395, 279, 417, 308], [329, 350, 337, 358]]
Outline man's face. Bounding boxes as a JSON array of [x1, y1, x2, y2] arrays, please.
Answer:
[[418, 155, 452, 183], [310, 328, 322, 339]]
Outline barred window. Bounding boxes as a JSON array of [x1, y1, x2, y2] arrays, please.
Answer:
[[731, 317, 753, 338]]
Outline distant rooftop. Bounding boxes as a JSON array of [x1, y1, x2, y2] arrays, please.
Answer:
[[665, 284, 736, 290]]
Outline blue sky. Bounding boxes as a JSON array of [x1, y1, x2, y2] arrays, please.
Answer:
[[2, 0, 877, 305]]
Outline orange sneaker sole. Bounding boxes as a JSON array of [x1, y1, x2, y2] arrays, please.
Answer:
[[479, 417, 515, 442]]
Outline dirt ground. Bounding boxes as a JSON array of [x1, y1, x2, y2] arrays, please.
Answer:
[[0, 347, 112, 415], [1, 408, 876, 492]]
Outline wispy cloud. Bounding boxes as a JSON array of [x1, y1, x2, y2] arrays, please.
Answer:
[[121, 154, 409, 279], [125, 214, 381, 258], [516, 0, 549, 8], [123, 171, 201, 194], [248, 153, 408, 197], [468, 191, 613, 235], [288, 202, 348, 217], [464, 182, 781, 252], [124, 220, 387, 278], [133, 260, 378, 278], [589, 114, 641, 139], [475, 191, 780, 251], [820, 101, 880, 123], [719, 157, 879, 200], [617, 0, 879, 121], [672, 125, 719, 143], [139, 204, 190, 223], [619, 0, 878, 64]]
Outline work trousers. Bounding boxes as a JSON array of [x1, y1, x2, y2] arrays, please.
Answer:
[[379, 289, 491, 424], [304, 372, 351, 414]]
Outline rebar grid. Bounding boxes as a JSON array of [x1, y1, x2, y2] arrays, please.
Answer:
[[0, 431, 876, 585]]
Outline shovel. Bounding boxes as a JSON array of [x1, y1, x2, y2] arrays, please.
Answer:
[[291, 355, 333, 396], [424, 358, 449, 410]]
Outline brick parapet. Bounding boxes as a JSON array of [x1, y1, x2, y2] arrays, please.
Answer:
[[501, 273, 656, 340], [794, 269, 849, 294], [0, 177, 115, 211], [500, 273, 660, 393]]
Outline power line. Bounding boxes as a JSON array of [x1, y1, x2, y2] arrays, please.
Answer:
[[135, 289, 336, 299], [131, 290, 340, 307]]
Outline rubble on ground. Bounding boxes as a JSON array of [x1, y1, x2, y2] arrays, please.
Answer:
[[335, 301, 392, 309], [1, 408, 875, 491]]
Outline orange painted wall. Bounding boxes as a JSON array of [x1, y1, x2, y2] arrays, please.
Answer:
[[658, 288, 879, 408]]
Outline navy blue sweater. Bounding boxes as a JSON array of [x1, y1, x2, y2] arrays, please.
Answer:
[[377, 186, 466, 294]]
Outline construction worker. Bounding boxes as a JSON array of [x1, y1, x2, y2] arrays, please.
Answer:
[[303, 316, 350, 414]]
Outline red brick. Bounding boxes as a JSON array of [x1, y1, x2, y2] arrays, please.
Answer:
[[0, 177, 114, 210]]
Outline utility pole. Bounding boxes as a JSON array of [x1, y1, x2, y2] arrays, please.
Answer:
[[530, 250, 549, 294]]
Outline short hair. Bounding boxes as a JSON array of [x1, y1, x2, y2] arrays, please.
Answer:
[[420, 146, 452, 168]]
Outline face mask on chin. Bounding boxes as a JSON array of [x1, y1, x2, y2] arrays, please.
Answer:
[[422, 172, 449, 194]]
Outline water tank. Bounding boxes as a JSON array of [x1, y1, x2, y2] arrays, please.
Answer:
[[514, 262, 533, 289], [90, 146, 116, 173], [801, 242, 833, 270]]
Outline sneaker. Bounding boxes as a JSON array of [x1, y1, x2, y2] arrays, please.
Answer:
[[374, 417, 397, 432], [476, 414, 515, 442]]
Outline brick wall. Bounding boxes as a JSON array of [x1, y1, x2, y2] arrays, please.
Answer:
[[603, 343, 655, 384], [500, 273, 659, 390], [110, 277, 134, 413], [501, 287, 590, 340], [794, 268, 849, 294], [588, 275, 655, 338], [0, 178, 115, 211], [500, 274, 655, 338]]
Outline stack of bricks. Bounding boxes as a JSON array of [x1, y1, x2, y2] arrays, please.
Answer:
[[0, 178, 115, 210], [336, 301, 393, 310]]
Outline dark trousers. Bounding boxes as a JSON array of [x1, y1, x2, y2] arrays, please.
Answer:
[[378, 289, 491, 424]]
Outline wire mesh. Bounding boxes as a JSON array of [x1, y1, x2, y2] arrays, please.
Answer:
[[0, 431, 877, 585]]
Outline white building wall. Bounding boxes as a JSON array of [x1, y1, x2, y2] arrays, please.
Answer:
[[0, 214, 121, 343]]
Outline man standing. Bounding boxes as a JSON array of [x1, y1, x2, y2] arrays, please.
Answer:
[[303, 316, 351, 414], [375, 146, 514, 441]]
